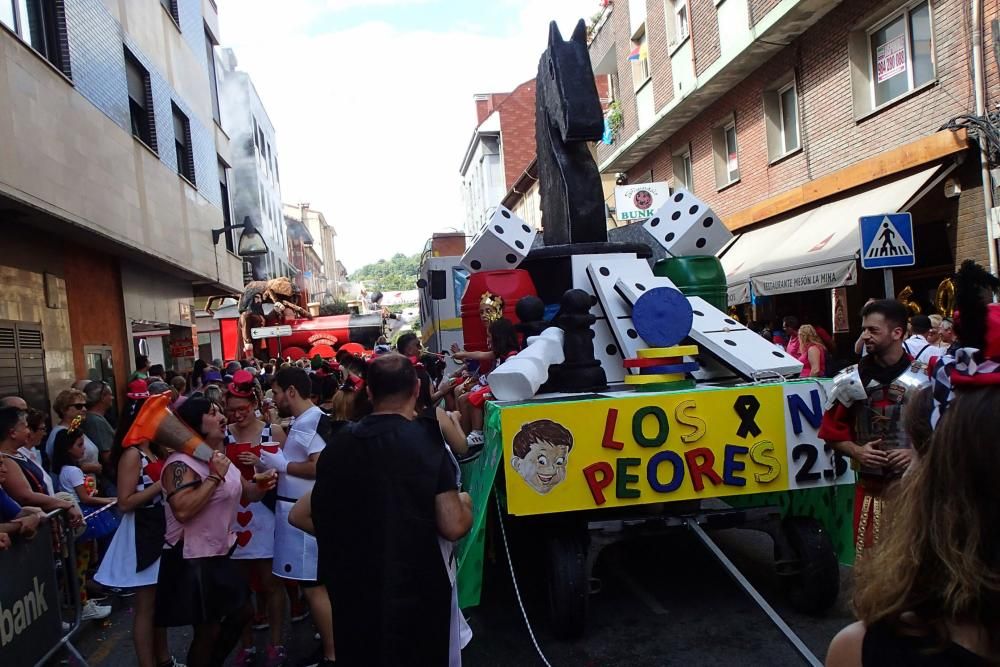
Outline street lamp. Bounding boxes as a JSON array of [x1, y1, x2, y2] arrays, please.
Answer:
[[212, 216, 269, 257]]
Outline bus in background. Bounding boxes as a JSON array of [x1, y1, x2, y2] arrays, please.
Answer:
[[417, 232, 468, 355]]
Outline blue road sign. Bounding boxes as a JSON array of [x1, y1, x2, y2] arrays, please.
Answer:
[[860, 213, 915, 269]]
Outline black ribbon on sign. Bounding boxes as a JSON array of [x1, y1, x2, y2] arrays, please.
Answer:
[[734, 395, 762, 438]]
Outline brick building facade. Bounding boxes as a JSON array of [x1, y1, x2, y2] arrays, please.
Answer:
[[587, 0, 999, 348]]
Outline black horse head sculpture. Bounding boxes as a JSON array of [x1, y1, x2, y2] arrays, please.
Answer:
[[536, 19, 607, 247]]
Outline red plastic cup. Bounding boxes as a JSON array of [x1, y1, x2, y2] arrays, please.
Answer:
[[225, 442, 256, 480]]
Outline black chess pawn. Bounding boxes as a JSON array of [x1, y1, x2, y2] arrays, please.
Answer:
[[514, 295, 548, 348], [544, 288, 608, 393]]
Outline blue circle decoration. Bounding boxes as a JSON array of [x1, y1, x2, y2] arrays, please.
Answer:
[[632, 287, 693, 347]]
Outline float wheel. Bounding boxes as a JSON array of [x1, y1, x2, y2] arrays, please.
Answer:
[[544, 527, 589, 639], [779, 516, 840, 614]]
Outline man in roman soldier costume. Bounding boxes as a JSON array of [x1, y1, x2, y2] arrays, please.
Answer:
[[819, 299, 930, 559]]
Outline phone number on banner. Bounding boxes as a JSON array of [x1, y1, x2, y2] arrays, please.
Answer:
[[501, 381, 851, 516]]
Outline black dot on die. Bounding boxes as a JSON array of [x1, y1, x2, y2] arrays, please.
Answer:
[[674, 192, 684, 203], [649, 217, 660, 227], [671, 211, 681, 221], [505, 254, 517, 264], [772, 351, 785, 358], [665, 233, 675, 242], [724, 318, 737, 325], [724, 339, 737, 346], [692, 310, 704, 316], [501, 209, 511, 218], [606, 344, 618, 355], [521, 224, 531, 233], [689, 205, 699, 215], [635, 283, 645, 291], [703, 217, 714, 228], [494, 225, 504, 234], [599, 267, 610, 276], [696, 238, 707, 248], [471, 260, 482, 270], [627, 329, 639, 339], [515, 240, 524, 250], [284, 564, 292, 573]]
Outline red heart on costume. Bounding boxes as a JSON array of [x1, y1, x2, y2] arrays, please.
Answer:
[[236, 531, 252, 547], [239, 497, 250, 508], [236, 511, 252, 527]]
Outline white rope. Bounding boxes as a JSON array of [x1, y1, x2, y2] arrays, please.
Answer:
[[494, 493, 554, 667]]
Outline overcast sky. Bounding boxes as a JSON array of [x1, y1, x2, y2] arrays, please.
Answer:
[[214, 0, 601, 272]]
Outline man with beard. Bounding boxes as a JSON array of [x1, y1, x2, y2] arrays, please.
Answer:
[[260, 367, 335, 666], [820, 299, 929, 558]]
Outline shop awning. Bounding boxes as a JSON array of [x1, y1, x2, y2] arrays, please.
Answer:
[[720, 165, 942, 304]]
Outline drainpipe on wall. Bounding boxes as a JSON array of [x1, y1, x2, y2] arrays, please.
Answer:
[[972, 0, 999, 276]]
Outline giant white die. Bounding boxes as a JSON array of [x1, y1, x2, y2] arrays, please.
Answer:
[[643, 188, 732, 257], [460, 206, 537, 273]]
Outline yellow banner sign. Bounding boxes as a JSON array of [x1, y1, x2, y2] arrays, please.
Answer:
[[502, 384, 836, 516]]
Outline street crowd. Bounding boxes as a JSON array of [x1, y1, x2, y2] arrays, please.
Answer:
[[0, 341, 477, 667], [2, 264, 1000, 665]]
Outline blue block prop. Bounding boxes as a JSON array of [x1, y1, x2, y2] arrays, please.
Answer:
[[638, 361, 701, 376], [632, 287, 694, 347]]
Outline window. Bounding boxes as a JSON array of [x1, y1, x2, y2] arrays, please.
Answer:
[[672, 147, 694, 191], [125, 49, 156, 151], [160, 0, 179, 25], [172, 103, 195, 184], [1, 2, 15, 30], [219, 159, 235, 252], [630, 31, 650, 90], [763, 76, 800, 161], [205, 28, 221, 124], [849, 1, 934, 117], [869, 1, 932, 107], [3, 0, 71, 77], [665, 0, 689, 45], [711, 118, 740, 188]]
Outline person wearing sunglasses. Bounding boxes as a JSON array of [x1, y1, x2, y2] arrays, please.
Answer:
[[45, 389, 101, 478]]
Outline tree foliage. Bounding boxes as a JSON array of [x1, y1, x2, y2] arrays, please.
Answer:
[[350, 252, 421, 292]]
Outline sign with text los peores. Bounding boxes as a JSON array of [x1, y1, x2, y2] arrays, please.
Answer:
[[0, 521, 62, 664], [614, 182, 671, 223], [502, 382, 851, 515]]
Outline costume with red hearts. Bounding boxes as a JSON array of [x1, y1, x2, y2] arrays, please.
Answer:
[[226, 424, 276, 560]]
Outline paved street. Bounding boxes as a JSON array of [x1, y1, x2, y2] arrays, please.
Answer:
[[65, 525, 850, 666]]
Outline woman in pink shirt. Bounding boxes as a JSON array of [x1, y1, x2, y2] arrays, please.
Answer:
[[797, 324, 827, 378], [155, 398, 276, 667]]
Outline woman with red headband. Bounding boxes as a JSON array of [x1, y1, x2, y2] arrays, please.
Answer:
[[224, 370, 288, 667]]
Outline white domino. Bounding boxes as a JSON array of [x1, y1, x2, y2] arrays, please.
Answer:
[[586, 257, 679, 369], [686, 296, 803, 378]]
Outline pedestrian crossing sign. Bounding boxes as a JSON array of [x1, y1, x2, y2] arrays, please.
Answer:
[[859, 212, 915, 269]]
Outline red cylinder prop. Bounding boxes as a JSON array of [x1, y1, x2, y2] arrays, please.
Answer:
[[460, 269, 538, 352]]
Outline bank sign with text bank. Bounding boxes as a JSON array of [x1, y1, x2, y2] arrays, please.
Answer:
[[502, 382, 851, 516]]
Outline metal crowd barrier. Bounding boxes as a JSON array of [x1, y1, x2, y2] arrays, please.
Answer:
[[0, 507, 91, 667]]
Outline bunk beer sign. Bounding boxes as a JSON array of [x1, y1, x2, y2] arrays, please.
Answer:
[[614, 182, 671, 222], [503, 382, 851, 515]]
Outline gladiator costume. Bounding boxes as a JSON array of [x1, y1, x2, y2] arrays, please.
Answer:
[[819, 354, 929, 558]]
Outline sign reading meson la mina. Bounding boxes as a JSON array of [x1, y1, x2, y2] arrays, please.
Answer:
[[502, 382, 852, 516]]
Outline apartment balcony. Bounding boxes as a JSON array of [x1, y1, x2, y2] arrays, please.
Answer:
[[594, 0, 843, 173]]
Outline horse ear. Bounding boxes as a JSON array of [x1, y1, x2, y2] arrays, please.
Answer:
[[548, 20, 563, 46], [571, 18, 587, 44]]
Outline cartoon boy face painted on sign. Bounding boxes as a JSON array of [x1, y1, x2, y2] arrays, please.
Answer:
[[511, 419, 573, 495]]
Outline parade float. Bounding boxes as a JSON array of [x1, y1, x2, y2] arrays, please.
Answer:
[[441, 19, 856, 659], [207, 277, 385, 360]]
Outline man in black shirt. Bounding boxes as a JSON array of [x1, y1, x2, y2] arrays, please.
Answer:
[[311, 353, 472, 666]]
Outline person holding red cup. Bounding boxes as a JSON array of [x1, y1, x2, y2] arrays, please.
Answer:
[[224, 370, 288, 667]]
